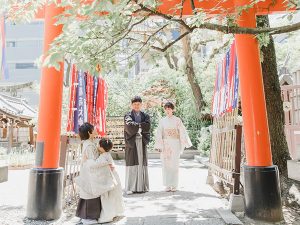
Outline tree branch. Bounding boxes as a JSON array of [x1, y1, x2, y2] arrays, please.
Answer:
[[288, 0, 300, 10], [171, 53, 179, 70], [120, 23, 170, 62], [202, 39, 231, 72], [112, 16, 133, 38], [126, 26, 207, 54], [134, 0, 192, 32], [124, 22, 193, 54], [151, 30, 192, 52], [91, 15, 151, 58], [180, 0, 185, 19], [135, 2, 300, 35], [191, 21, 300, 35], [190, 0, 196, 15], [187, 38, 215, 62], [154, 37, 176, 69]]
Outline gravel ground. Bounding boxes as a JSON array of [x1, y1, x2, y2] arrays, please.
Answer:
[[1, 159, 299, 225], [0, 160, 228, 225]]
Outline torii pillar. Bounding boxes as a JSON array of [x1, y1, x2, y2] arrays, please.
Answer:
[[234, 7, 282, 222], [26, 3, 65, 220]]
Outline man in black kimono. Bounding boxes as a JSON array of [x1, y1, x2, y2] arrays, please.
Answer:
[[124, 96, 151, 194]]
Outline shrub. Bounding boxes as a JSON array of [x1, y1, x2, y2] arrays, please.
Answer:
[[197, 125, 212, 156]]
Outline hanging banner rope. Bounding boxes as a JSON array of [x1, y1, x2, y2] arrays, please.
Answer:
[[212, 41, 239, 117]]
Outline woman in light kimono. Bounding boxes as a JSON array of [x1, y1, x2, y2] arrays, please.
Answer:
[[154, 102, 192, 192]]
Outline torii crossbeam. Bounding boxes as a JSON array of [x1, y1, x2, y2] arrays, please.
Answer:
[[26, 0, 295, 222]]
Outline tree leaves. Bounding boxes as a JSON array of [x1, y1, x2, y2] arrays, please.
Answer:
[[43, 52, 64, 71], [4, 0, 300, 74]]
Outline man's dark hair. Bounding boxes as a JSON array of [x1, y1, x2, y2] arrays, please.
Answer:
[[99, 138, 113, 152], [131, 96, 142, 104], [164, 102, 175, 110], [78, 122, 94, 140]]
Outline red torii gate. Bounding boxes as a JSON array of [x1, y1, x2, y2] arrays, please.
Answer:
[[26, 0, 294, 222]]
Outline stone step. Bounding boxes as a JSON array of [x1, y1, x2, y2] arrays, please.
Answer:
[[0, 166, 8, 183], [217, 208, 243, 225]]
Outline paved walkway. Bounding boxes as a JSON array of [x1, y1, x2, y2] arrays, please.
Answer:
[[0, 159, 233, 225]]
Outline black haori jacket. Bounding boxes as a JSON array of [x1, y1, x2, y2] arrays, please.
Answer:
[[124, 111, 151, 166]]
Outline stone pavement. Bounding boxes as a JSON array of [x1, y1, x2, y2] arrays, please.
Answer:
[[0, 159, 238, 225]]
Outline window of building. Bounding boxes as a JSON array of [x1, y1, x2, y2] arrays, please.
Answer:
[[30, 21, 44, 25], [6, 40, 43, 48], [7, 41, 16, 47], [15, 63, 37, 69]]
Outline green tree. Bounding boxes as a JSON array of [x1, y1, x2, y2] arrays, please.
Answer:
[[39, 1, 300, 112], [5, 0, 300, 174]]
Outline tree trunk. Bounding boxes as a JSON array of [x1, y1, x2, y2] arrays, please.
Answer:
[[170, 53, 179, 70], [155, 37, 178, 71], [181, 26, 205, 113], [64, 59, 72, 87], [164, 52, 175, 70], [257, 15, 291, 176]]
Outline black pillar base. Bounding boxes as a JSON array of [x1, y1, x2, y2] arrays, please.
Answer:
[[26, 167, 64, 220], [244, 165, 283, 222]]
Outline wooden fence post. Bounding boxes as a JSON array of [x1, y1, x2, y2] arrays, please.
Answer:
[[234, 125, 242, 195], [59, 135, 68, 168]]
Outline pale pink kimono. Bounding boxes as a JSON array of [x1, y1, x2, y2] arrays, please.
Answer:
[[154, 116, 192, 188]]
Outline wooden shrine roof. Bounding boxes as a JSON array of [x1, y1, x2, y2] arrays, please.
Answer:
[[0, 93, 37, 121]]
